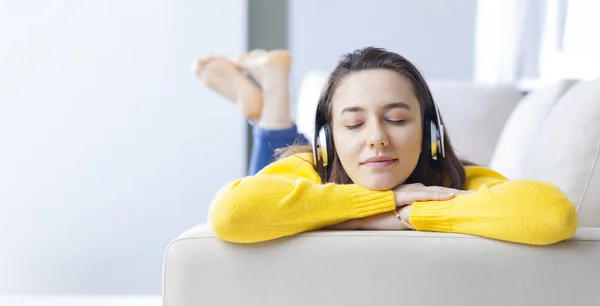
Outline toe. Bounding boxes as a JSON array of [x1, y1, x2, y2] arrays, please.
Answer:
[[193, 56, 215, 77]]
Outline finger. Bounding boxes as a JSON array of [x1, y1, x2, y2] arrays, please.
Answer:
[[397, 183, 424, 191], [426, 191, 457, 200], [399, 191, 455, 205], [424, 186, 475, 195], [424, 186, 460, 193]]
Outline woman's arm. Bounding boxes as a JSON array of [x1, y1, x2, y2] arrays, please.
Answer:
[[208, 153, 396, 243], [408, 167, 578, 245], [341, 167, 577, 246]]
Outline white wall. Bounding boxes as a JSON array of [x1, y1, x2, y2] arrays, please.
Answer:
[[289, 0, 477, 101], [0, 0, 247, 294]]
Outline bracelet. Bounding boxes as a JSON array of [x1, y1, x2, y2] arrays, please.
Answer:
[[392, 208, 416, 230]]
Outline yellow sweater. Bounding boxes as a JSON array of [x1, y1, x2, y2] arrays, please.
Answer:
[[209, 153, 578, 245]]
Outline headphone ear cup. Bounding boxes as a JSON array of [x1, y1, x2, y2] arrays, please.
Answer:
[[430, 99, 446, 159], [313, 123, 331, 181], [430, 120, 439, 160], [313, 123, 329, 167], [316, 123, 332, 167], [323, 123, 333, 167]]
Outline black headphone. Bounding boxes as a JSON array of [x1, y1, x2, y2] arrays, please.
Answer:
[[312, 101, 446, 180]]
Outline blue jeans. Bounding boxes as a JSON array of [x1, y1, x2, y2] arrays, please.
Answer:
[[249, 124, 309, 175]]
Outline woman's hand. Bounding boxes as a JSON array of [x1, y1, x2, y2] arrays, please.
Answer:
[[393, 183, 471, 207], [323, 213, 408, 230], [360, 210, 411, 230], [357, 184, 473, 231], [322, 205, 418, 231], [326, 206, 415, 231], [324, 184, 472, 231]]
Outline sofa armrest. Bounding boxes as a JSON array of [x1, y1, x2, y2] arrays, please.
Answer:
[[163, 225, 600, 306]]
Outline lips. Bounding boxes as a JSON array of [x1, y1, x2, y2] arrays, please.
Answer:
[[361, 156, 398, 167]]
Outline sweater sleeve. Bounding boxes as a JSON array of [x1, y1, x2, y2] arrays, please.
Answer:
[[409, 167, 578, 245], [208, 153, 395, 243]]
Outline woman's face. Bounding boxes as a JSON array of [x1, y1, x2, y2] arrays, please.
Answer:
[[331, 69, 422, 191]]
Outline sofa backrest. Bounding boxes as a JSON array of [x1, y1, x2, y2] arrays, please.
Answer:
[[492, 78, 600, 227], [490, 80, 578, 179], [521, 78, 600, 227]]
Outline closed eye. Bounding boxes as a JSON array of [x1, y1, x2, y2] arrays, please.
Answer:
[[346, 119, 405, 130], [386, 119, 406, 125], [345, 123, 364, 130]]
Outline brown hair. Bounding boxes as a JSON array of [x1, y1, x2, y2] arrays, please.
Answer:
[[278, 47, 472, 189]]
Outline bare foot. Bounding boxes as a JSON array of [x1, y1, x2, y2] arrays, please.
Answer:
[[234, 50, 293, 129], [232, 48, 267, 66], [193, 57, 263, 121], [234, 49, 292, 87]]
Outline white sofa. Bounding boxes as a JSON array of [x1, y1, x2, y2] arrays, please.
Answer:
[[162, 75, 600, 306]]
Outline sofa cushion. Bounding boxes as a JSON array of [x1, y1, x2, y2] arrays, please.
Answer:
[[428, 82, 522, 166], [490, 80, 578, 179], [524, 78, 600, 227]]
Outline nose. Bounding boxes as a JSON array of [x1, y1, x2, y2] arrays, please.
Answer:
[[367, 123, 389, 149]]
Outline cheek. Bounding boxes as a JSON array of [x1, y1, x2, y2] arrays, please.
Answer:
[[333, 132, 363, 161], [392, 125, 422, 151]]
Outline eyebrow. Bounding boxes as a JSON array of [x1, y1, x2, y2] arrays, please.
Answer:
[[340, 102, 412, 115]]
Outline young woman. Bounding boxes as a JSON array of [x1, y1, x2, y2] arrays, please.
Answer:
[[194, 47, 578, 245]]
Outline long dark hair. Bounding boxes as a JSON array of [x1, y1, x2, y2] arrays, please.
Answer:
[[278, 47, 471, 189]]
